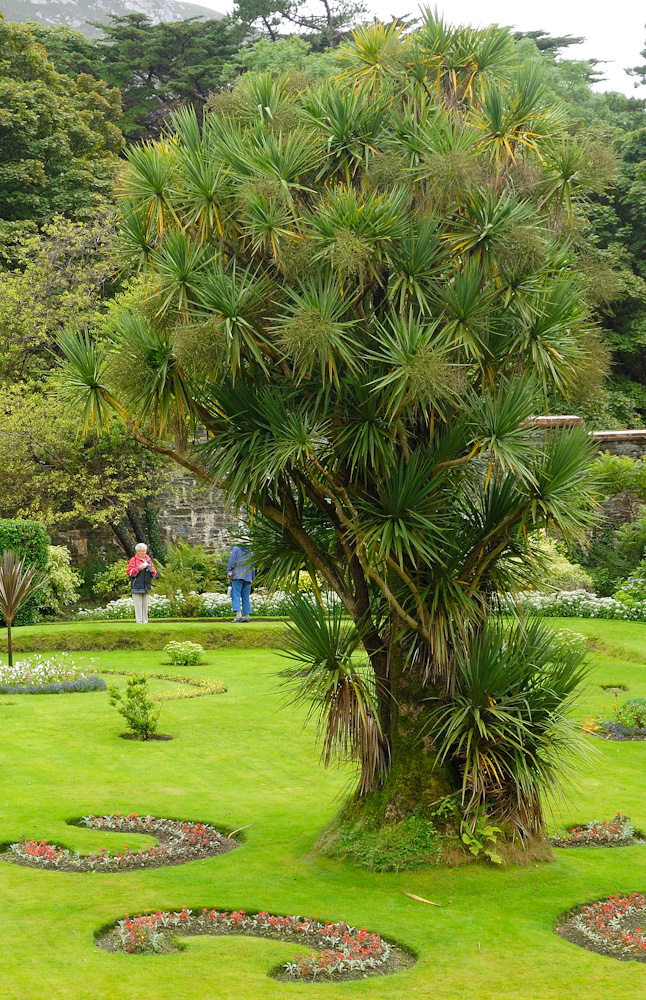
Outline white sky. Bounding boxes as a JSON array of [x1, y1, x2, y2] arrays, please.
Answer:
[[200, 0, 646, 97]]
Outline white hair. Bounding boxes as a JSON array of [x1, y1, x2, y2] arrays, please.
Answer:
[[135, 542, 148, 552]]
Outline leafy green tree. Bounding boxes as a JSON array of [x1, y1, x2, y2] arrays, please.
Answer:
[[90, 14, 249, 140], [60, 15, 604, 842], [233, 0, 365, 47], [0, 17, 122, 233], [0, 214, 116, 381], [0, 384, 166, 554]]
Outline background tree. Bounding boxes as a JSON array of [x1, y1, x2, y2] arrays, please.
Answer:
[[59, 15, 607, 844], [0, 17, 122, 240], [232, 0, 365, 48], [87, 14, 248, 140]]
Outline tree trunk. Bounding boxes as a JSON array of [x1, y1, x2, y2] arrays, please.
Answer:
[[7, 620, 13, 668], [110, 521, 135, 557], [347, 636, 457, 827]]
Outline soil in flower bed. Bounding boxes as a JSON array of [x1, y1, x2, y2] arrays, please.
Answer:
[[95, 908, 416, 982], [556, 894, 646, 962], [119, 733, 173, 741], [1, 813, 240, 872]]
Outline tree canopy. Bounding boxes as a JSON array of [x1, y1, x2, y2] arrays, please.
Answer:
[[0, 17, 122, 234]]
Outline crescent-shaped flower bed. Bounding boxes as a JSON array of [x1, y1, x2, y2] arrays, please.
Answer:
[[96, 907, 415, 981], [3, 812, 240, 872], [552, 814, 640, 847], [556, 893, 646, 961]]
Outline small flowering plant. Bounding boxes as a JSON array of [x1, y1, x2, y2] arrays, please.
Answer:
[[553, 813, 637, 847], [99, 907, 398, 979], [6, 813, 239, 872], [566, 893, 646, 959], [163, 641, 205, 666]]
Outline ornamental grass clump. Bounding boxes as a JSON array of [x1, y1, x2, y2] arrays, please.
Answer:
[[108, 675, 161, 740]]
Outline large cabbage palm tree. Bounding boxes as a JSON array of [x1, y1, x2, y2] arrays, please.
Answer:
[[59, 13, 606, 841]]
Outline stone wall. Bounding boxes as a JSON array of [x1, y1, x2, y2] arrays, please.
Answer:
[[156, 472, 240, 552]]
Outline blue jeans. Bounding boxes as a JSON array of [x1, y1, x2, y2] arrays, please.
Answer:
[[231, 579, 251, 615]]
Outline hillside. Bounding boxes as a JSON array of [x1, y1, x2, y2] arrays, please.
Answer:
[[0, 0, 222, 35]]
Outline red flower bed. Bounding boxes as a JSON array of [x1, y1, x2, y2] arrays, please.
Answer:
[[5, 812, 239, 872], [557, 893, 646, 961], [96, 907, 412, 980]]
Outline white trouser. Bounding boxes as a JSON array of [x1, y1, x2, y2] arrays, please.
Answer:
[[133, 592, 149, 624]]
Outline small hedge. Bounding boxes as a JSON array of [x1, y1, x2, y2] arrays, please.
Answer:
[[0, 519, 49, 626], [0, 621, 289, 653]]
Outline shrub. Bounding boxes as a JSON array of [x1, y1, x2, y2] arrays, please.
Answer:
[[532, 539, 594, 592], [0, 520, 49, 626], [163, 640, 204, 665], [614, 564, 646, 606], [108, 674, 161, 740], [157, 541, 226, 594], [93, 562, 130, 603], [38, 546, 81, 617]]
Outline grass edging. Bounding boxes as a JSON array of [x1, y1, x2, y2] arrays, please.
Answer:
[[0, 621, 290, 653]]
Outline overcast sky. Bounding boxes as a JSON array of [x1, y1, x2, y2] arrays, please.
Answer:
[[200, 0, 646, 97]]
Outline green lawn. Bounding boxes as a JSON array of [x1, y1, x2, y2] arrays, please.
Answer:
[[2, 621, 646, 998]]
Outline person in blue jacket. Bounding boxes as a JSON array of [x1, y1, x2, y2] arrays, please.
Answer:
[[227, 543, 255, 623]]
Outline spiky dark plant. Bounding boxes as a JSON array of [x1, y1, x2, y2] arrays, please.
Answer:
[[0, 551, 43, 667]]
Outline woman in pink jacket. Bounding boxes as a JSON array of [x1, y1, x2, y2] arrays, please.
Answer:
[[126, 543, 157, 624]]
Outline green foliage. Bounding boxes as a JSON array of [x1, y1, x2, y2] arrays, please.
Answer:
[[38, 546, 81, 618], [221, 36, 344, 85], [0, 215, 116, 382], [320, 812, 441, 872], [92, 563, 130, 603], [0, 521, 49, 626], [613, 564, 646, 605], [532, 538, 594, 592], [160, 540, 225, 594], [108, 673, 161, 740], [0, 17, 122, 232], [610, 698, 646, 729], [460, 811, 502, 864], [88, 14, 248, 141], [430, 620, 590, 835], [163, 640, 205, 665]]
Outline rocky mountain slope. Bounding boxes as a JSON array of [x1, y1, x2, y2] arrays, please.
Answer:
[[1, 0, 222, 35]]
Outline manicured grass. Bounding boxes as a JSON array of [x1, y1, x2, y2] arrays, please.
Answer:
[[2, 625, 646, 998]]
